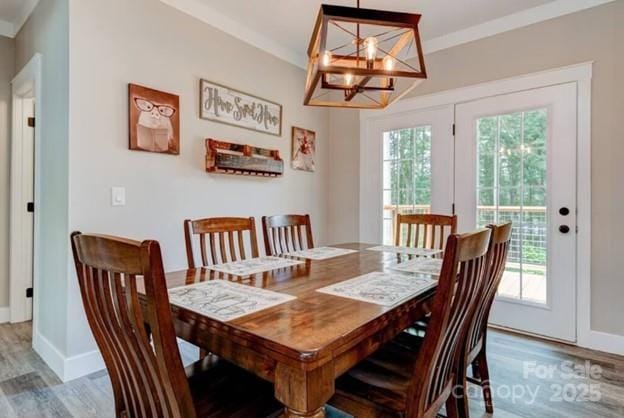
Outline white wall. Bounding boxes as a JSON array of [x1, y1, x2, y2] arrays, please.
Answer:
[[14, 0, 70, 355], [0, 35, 15, 317], [327, 1, 624, 338], [66, 0, 330, 359]]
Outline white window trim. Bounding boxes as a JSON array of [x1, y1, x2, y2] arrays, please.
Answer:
[[359, 62, 618, 354]]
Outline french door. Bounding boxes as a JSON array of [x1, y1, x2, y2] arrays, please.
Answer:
[[363, 106, 454, 244], [454, 83, 577, 342]]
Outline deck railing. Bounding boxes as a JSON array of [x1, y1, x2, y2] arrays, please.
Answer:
[[383, 204, 547, 269]]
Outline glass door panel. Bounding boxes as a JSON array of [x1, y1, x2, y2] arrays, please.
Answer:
[[382, 126, 432, 244]]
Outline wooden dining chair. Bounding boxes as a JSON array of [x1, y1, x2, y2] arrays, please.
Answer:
[[395, 214, 457, 250], [329, 228, 491, 418], [456, 222, 513, 417], [70, 232, 280, 418], [184, 217, 259, 268], [261, 214, 314, 256]]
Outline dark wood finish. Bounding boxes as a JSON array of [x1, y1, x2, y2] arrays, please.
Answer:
[[395, 213, 457, 250], [262, 214, 314, 256], [457, 222, 513, 417], [328, 230, 492, 418], [183, 217, 259, 268], [141, 243, 436, 417], [205, 139, 283, 177], [70, 232, 280, 418]]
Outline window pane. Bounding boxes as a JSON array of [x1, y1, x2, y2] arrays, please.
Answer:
[[382, 125, 432, 245], [475, 109, 548, 304]]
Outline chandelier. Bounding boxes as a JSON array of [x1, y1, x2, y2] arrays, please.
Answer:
[[304, 1, 427, 109]]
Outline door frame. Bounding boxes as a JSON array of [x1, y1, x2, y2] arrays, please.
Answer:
[[359, 105, 455, 244], [10, 53, 42, 326], [360, 62, 593, 349]]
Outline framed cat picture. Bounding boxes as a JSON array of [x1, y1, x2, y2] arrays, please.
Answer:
[[128, 83, 180, 154]]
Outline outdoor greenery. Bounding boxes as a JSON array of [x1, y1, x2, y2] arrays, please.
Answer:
[[383, 109, 549, 269]]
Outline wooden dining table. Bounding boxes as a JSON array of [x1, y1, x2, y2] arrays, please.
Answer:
[[158, 243, 437, 418]]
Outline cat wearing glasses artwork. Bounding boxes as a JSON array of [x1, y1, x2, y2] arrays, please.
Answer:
[[128, 84, 180, 154]]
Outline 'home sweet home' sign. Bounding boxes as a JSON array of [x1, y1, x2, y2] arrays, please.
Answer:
[[200, 79, 282, 136]]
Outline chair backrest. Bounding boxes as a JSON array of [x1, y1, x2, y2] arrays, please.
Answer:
[[71, 232, 195, 418], [395, 214, 457, 250], [262, 214, 314, 256], [466, 222, 513, 356], [406, 228, 491, 418], [184, 217, 259, 268]]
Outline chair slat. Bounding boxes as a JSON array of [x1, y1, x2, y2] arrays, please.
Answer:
[[261, 215, 314, 256], [395, 214, 457, 250], [183, 218, 258, 267]]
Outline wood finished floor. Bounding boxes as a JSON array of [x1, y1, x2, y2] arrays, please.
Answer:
[[0, 322, 623, 417]]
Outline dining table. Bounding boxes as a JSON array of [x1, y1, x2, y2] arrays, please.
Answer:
[[154, 243, 438, 418]]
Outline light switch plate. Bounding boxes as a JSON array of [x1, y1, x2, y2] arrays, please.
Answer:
[[111, 187, 126, 206]]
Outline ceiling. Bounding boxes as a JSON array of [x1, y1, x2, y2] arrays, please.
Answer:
[[162, 0, 612, 67], [0, 0, 39, 38]]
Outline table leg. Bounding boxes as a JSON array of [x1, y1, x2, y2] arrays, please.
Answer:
[[275, 361, 334, 418]]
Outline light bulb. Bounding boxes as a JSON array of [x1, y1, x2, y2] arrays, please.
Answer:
[[383, 56, 395, 71], [344, 73, 354, 86], [364, 37, 378, 61], [321, 50, 332, 67]]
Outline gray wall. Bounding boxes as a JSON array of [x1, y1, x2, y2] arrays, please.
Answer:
[[14, 0, 70, 353], [0, 36, 15, 311], [65, 0, 330, 357], [328, 1, 624, 336]]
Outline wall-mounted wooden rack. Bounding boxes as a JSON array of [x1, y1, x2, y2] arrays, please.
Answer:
[[205, 139, 283, 177]]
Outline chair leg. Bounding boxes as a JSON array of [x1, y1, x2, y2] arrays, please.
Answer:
[[445, 396, 459, 418], [475, 350, 493, 414]]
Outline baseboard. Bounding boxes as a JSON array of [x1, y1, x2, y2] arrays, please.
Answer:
[[32, 331, 66, 380], [0, 307, 10, 323], [33, 331, 105, 382], [578, 330, 624, 356], [63, 348, 105, 381]]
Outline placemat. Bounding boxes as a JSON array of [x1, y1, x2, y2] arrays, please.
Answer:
[[391, 258, 443, 276], [207, 256, 304, 276], [316, 271, 437, 307], [168, 280, 296, 321], [287, 246, 358, 260], [367, 245, 442, 257]]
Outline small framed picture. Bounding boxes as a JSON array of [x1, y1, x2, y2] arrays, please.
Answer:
[[292, 127, 316, 172], [128, 83, 180, 154]]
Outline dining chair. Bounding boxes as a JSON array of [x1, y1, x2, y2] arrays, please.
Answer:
[[70, 232, 280, 418], [456, 222, 513, 417], [261, 214, 314, 256], [184, 217, 259, 268], [395, 214, 457, 250], [329, 228, 491, 418]]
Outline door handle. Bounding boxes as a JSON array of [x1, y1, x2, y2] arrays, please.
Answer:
[[559, 225, 570, 234]]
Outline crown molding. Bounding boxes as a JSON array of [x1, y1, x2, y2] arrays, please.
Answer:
[[422, 0, 615, 54], [160, 0, 614, 70], [160, 0, 307, 68], [0, 0, 39, 38], [0, 19, 14, 38], [13, 0, 40, 37]]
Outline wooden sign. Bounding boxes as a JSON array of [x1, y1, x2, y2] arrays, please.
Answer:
[[200, 80, 282, 136], [205, 139, 283, 177]]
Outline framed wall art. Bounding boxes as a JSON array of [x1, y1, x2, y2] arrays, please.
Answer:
[[129, 83, 180, 154], [291, 126, 316, 172], [200, 79, 282, 136]]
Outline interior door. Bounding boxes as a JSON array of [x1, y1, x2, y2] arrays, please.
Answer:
[[454, 83, 577, 342], [364, 105, 454, 244]]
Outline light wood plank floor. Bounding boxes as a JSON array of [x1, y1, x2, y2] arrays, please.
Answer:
[[0, 322, 623, 417]]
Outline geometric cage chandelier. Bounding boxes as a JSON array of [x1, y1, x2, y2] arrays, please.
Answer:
[[304, 1, 427, 109]]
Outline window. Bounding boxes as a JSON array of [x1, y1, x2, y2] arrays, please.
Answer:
[[382, 126, 432, 244], [476, 109, 548, 303]]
